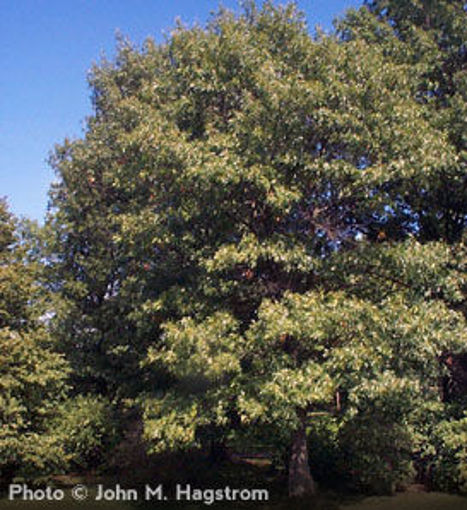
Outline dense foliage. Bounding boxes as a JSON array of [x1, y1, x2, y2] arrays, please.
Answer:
[[3, 0, 467, 499], [0, 201, 69, 481]]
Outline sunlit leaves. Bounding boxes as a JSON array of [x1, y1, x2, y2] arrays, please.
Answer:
[[0, 202, 70, 477], [45, 0, 467, 490]]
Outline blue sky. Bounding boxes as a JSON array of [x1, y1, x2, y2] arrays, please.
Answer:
[[1, 0, 362, 222]]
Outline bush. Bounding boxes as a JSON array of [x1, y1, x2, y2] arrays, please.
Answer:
[[338, 412, 415, 494], [429, 415, 467, 493], [49, 395, 119, 471], [306, 416, 347, 488]]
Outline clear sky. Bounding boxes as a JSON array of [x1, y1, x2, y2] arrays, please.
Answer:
[[1, 0, 362, 223]]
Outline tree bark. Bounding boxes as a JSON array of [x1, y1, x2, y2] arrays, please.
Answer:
[[288, 422, 316, 498]]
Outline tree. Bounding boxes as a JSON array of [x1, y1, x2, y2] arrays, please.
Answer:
[[339, 0, 467, 244], [0, 200, 70, 483], [47, 1, 467, 497], [337, 0, 467, 490]]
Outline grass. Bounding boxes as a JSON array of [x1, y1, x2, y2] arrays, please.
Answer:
[[341, 492, 467, 510]]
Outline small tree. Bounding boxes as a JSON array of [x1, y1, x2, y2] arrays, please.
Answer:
[[0, 200, 70, 482]]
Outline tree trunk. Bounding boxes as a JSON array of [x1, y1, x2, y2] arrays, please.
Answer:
[[288, 423, 316, 498]]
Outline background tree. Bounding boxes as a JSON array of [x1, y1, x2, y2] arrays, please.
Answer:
[[0, 200, 69, 483], [337, 0, 467, 490], [339, 0, 467, 244]]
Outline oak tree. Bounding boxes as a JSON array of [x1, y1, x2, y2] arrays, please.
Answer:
[[47, 1, 467, 496]]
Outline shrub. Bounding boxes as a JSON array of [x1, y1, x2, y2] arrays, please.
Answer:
[[49, 395, 118, 471], [429, 415, 467, 493]]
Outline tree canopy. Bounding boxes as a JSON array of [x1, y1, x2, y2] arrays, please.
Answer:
[[0, 200, 70, 481]]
